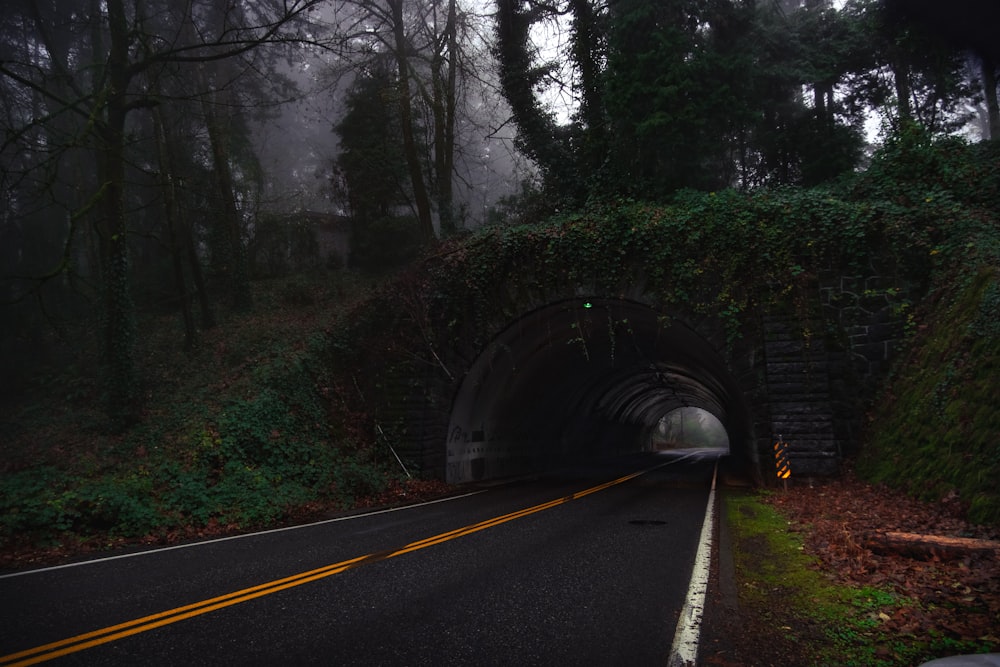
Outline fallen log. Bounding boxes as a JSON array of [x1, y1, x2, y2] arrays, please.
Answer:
[[863, 531, 1000, 561]]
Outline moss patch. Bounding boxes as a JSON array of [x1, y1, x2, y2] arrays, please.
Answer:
[[725, 491, 956, 667]]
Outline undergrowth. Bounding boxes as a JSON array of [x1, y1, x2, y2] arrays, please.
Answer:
[[0, 273, 394, 552]]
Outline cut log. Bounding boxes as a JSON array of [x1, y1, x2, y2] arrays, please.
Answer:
[[863, 531, 1000, 561]]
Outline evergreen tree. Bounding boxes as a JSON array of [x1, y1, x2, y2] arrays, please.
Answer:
[[334, 63, 427, 269], [494, 0, 869, 200], [843, 0, 980, 136]]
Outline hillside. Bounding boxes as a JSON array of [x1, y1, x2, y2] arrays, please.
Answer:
[[1, 273, 449, 564], [851, 132, 1000, 526]]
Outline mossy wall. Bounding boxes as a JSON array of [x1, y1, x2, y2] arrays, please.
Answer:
[[326, 192, 922, 482], [858, 268, 1000, 525]]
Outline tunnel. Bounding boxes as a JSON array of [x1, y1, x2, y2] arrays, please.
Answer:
[[445, 298, 755, 483]]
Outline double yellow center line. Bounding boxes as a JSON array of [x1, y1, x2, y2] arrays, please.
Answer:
[[2, 466, 655, 666]]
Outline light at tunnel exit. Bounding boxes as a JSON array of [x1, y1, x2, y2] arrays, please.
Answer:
[[651, 407, 729, 451]]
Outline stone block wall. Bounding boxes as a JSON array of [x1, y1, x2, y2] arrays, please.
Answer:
[[818, 262, 914, 456], [760, 314, 840, 477]]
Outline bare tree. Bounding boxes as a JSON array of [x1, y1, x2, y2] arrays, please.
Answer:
[[324, 0, 503, 239], [1, 0, 323, 426]]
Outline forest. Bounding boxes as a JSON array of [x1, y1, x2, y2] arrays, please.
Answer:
[[1, 0, 999, 547]]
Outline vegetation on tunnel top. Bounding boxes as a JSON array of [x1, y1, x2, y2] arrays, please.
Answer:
[[328, 127, 1000, 526]]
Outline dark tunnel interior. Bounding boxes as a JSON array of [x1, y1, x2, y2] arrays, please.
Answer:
[[445, 299, 754, 483]]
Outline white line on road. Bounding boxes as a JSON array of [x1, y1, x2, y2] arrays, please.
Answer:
[[0, 491, 484, 580], [668, 458, 719, 667], [2, 452, 719, 582]]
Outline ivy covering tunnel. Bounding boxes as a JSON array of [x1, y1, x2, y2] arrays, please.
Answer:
[[327, 183, 961, 485], [445, 298, 751, 483]]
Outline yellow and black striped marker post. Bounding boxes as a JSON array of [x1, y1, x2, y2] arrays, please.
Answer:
[[774, 438, 791, 489]]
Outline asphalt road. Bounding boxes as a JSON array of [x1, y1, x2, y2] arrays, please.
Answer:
[[0, 450, 722, 666]]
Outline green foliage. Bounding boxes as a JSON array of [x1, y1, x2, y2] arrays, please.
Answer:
[[386, 143, 976, 351], [498, 0, 879, 203], [402, 180, 919, 355], [0, 274, 391, 549], [970, 280, 1000, 339], [849, 127, 1000, 526], [0, 467, 160, 539], [0, 467, 77, 536], [485, 179, 552, 227], [0, 409, 385, 548]]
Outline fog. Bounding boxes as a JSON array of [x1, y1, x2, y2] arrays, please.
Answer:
[[245, 1, 528, 230], [1, 0, 997, 402], [651, 408, 731, 451]]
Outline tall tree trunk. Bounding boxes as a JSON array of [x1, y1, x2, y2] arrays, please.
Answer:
[[152, 106, 197, 351], [814, 83, 829, 123], [569, 0, 606, 171], [100, 0, 139, 427], [981, 54, 999, 141], [185, 221, 216, 330], [433, 0, 458, 237], [891, 60, 912, 123], [390, 0, 435, 241], [201, 86, 253, 312], [160, 115, 215, 330]]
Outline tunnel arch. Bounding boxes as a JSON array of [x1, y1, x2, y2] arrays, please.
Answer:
[[332, 206, 917, 486], [445, 298, 756, 483]]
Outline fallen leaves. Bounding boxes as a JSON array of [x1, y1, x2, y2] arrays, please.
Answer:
[[765, 465, 1000, 650]]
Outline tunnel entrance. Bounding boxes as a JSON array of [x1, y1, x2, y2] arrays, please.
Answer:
[[649, 407, 730, 452], [445, 299, 753, 484]]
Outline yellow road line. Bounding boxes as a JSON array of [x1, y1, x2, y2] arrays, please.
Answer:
[[1, 466, 657, 666]]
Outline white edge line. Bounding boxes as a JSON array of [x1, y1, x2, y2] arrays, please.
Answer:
[[668, 458, 719, 667], [0, 490, 485, 580]]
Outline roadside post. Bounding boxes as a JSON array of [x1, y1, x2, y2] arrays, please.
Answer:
[[774, 437, 791, 490]]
